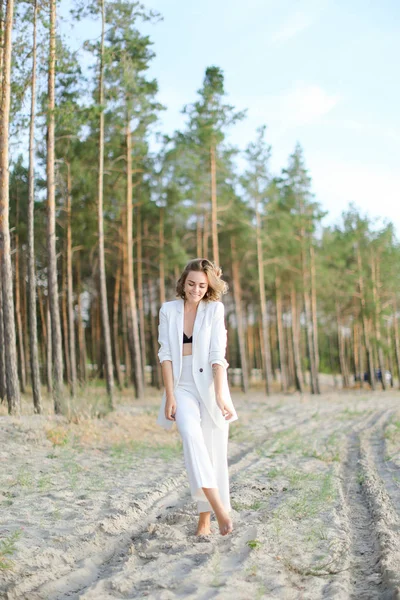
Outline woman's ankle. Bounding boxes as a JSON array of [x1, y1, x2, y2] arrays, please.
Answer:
[[198, 511, 211, 522]]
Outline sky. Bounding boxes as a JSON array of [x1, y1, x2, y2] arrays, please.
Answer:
[[60, 0, 400, 234]]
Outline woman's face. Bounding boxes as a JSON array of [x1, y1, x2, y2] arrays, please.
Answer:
[[184, 270, 209, 302]]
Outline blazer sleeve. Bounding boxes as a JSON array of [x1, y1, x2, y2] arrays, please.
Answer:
[[158, 304, 172, 364], [208, 301, 229, 370]]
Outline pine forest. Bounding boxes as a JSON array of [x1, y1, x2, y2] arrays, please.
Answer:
[[1, 0, 399, 417]]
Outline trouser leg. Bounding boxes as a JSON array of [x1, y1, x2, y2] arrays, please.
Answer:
[[174, 381, 231, 514], [197, 402, 230, 514], [175, 385, 218, 497]]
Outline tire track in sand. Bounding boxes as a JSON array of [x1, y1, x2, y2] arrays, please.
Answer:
[[41, 413, 321, 600], [20, 421, 286, 600], [358, 409, 400, 598], [340, 410, 400, 600]]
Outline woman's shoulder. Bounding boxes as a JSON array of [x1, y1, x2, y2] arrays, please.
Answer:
[[208, 300, 225, 314], [160, 299, 181, 313]]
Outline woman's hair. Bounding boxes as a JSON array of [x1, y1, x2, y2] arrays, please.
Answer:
[[176, 258, 229, 302]]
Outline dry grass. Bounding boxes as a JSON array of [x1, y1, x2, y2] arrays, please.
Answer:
[[43, 408, 181, 452], [1, 383, 179, 452]]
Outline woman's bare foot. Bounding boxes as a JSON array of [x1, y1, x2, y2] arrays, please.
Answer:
[[215, 510, 233, 536], [201, 488, 234, 536], [196, 512, 211, 536]]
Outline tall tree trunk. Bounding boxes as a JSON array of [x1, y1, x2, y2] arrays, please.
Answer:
[[121, 282, 130, 387], [15, 194, 26, 392], [386, 319, 394, 388], [112, 261, 123, 389], [392, 295, 400, 390], [76, 255, 86, 384], [356, 320, 364, 388], [302, 242, 318, 394], [290, 282, 304, 393], [336, 301, 350, 388], [136, 198, 146, 384], [356, 245, 375, 389], [65, 162, 77, 396], [0, 277, 6, 401], [275, 275, 287, 392], [90, 297, 96, 378], [309, 243, 320, 393], [37, 286, 47, 387], [125, 121, 144, 399], [96, 297, 102, 378], [0, 0, 20, 413], [371, 252, 386, 390], [46, 297, 52, 394], [97, 0, 114, 405], [247, 312, 255, 379], [231, 238, 249, 393], [270, 314, 277, 379], [0, 1, 4, 98], [210, 142, 219, 264], [159, 205, 165, 304], [22, 253, 30, 387], [353, 320, 360, 384], [144, 220, 161, 389], [47, 0, 64, 410], [286, 317, 295, 388], [255, 197, 272, 395], [196, 210, 203, 257], [203, 210, 210, 259], [61, 263, 71, 387], [174, 262, 180, 283]]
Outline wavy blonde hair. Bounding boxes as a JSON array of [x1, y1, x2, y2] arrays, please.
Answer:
[[176, 258, 229, 302]]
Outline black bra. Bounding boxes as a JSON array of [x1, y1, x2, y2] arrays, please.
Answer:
[[183, 332, 193, 344]]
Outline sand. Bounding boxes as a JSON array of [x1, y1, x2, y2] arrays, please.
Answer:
[[1, 386, 400, 599]]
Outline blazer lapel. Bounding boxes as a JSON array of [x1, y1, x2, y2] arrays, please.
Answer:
[[176, 298, 184, 354], [192, 300, 206, 352], [175, 297, 206, 354]]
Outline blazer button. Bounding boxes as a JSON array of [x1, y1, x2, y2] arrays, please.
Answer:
[[199, 368, 203, 373]]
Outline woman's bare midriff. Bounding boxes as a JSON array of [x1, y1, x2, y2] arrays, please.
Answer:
[[182, 342, 193, 356]]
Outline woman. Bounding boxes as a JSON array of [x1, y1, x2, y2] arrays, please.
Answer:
[[156, 258, 238, 536]]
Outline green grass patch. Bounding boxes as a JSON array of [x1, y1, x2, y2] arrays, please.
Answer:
[[46, 427, 70, 447], [357, 471, 366, 485], [273, 471, 337, 522], [301, 432, 341, 463], [247, 539, 263, 550], [338, 408, 369, 420], [8, 467, 34, 489], [282, 553, 344, 577], [37, 474, 52, 491], [109, 439, 183, 464], [258, 427, 341, 463], [305, 525, 329, 543], [0, 530, 22, 570], [232, 499, 267, 511], [384, 418, 400, 443], [229, 422, 251, 442]]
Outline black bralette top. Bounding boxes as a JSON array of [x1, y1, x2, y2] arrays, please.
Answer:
[[183, 332, 193, 344]]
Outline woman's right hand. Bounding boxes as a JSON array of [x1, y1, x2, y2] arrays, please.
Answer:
[[165, 395, 177, 421]]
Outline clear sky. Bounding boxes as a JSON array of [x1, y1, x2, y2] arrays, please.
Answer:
[[61, 0, 400, 234]]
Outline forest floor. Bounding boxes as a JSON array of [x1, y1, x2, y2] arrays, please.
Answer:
[[1, 384, 400, 599]]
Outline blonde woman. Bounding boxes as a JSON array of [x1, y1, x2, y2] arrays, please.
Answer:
[[156, 258, 238, 536]]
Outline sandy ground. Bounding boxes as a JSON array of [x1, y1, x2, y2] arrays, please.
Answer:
[[1, 385, 400, 599]]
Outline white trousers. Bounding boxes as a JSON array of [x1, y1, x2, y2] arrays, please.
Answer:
[[174, 354, 231, 514]]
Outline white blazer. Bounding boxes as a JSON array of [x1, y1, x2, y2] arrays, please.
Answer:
[[156, 297, 238, 430]]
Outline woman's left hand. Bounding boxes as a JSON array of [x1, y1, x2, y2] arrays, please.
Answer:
[[216, 395, 233, 420]]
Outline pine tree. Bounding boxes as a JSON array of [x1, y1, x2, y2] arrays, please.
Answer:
[[242, 126, 274, 394], [182, 66, 245, 264], [27, 0, 42, 412], [46, 0, 64, 411], [0, 0, 20, 414]]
